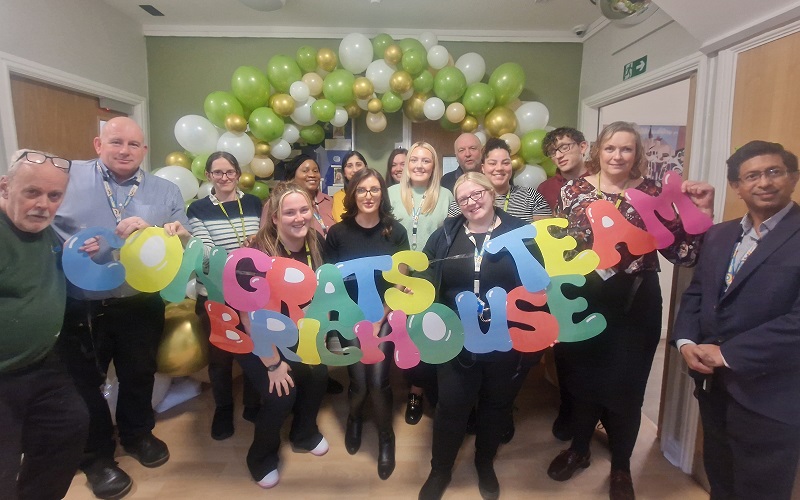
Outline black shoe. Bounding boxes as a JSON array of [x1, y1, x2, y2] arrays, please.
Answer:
[[242, 405, 260, 423], [83, 459, 133, 500], [405, 393, 424, 425], [345, 416, 362, 455], [466, 407, 477, 435], [610, 469, 636, 500], [500, 419, 515, 444], [475, 461, 500, 500], [326, 377, 344, 394], [552, 413, 573, 441], [419, 469, 452, 500], [211, 405, 234, 440], [547, 449, 590, 481], [122, 433, 170, 468], [377, 430, 396, 480]]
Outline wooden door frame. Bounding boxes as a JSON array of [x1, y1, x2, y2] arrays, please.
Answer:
[[0, 50, 147, 174]]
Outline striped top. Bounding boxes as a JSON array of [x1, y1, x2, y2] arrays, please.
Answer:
[[447, 185, 550, 223]]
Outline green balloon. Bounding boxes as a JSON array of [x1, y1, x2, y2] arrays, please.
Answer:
[[399, 38, 426, 56], [400, 49, 427, 77], [300, 124, 325, 145], [440, 116, 461, 132], [541, 157, 558, 177], [191, 153, 210, 181], [461, 83, 496, 117], [433, 67, 467, 103], [488, 62, 526, 106], [520, 129, 548, 164], [296, 45, 318, 73], [372, 33, 394, 59], [185, 198, 196, 212], [381, 91, 403, 113], [249, 107, 285, 142], [231, 66, 269, 110], [204, 91, 244, 129], [266, 55, 302, 94], [322, 69, 356, 106], [246, 181, 270, 201], [413, 70, 434, 94], [311, 99, 336, 122]]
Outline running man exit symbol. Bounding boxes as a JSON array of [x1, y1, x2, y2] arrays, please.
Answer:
[[623, 56, 647, 81]]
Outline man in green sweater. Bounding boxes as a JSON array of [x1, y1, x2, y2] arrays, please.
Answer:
[[0, 150, 89, 500]]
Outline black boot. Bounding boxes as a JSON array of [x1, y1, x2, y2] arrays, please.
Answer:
[[419, 468, 451, 500], [475, 460, 500, 500], [345, 416, 362, 455], [405, 392, 424, 425], [377, 430, 395, 480]]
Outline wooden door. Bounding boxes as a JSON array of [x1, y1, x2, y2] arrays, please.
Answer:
[[411, 119, 461, 168]]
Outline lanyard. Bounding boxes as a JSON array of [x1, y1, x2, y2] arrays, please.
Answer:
[[97, 161, 143, 224], [724, 236, 757, 290], [217, 195, 247, 247], [463, 214, 497, 296], [279, 239, 313, 268], [410, 194, 426, 250], [312, 195, 328, 235], [499, 191, 510, 211], [596, 171, 629, 209]]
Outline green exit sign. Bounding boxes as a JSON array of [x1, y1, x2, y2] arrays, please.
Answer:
[[623, 56, 647, 81]]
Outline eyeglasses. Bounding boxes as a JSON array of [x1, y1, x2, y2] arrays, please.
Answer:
[[209, 170, 238, 180], [15, 151, 71, 173], [546, 142, 576, 158], [355, 186, 381, 197], [456, 189, 487, 207], [738, 167, 790, 185]]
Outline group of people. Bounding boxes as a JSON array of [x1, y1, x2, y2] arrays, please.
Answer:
[[1, 115, 798, 500]]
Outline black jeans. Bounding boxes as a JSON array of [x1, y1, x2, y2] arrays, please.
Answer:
[[568, 399, 640, 472], [0, 353, 89, 500], [341, 323, 393, 433], [58, 293, 165, 465]]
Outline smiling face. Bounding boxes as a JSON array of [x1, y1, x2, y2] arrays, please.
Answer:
[[599, 131, 637, 179], [407, 146, 434, 187], [455, 180, 494, 224], [731, 153, 799, 222], [94, 117, 147, 180], [207, 157, 240, 198], [292, 159, 321, 194], [390, 153, 406, 183], [0, 162, 69, 233], [481, 147, 513, 193], [273, 191, 313, 246], [355, 175, 382, 216], [344, 155, 366, 182]]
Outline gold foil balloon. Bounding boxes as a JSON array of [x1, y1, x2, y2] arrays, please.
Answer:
[[302, 72, 324, 97], [484, 106, 518, 137], [238, 172, 256, 190], [270, 93, 296, 117], [255, 141, 271, 157], [460, 115, 479, 133], [511, 153, 525, 172], [403, 92, 428, 123], [316, 48, 338, 72], [445, 102, 466, 124], [345, 102, 362, 118], [250, 156, 275, 178], [224, 114, 247, 133], [384, 44, 402, 66], [157, 299, 208, 377], [367, 97, 383, 114], [500, 132, 521, 155], [353, 77, 374, 100], [165, 151, 191, 169], [389, 70, 413, 94]]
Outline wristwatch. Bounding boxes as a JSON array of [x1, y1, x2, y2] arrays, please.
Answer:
[[266, 361, 282, 372]]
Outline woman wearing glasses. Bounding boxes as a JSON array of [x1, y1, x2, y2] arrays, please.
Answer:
[[385, 147, 407, 187], [325, 168, 409, 480], [276, 154, 334, 236], [331, 151, 368, 222], [187, 151, 262, 440], [387, 141, 454, 425], [418, 172, 545, 500], [548, 122, 713, 500]]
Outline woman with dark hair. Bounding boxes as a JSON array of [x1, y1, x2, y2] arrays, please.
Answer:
[[187, 151, 262, 440], [325, 168, 409, 480], [548, 121, 714, 500], [272, 154, 334, 236], [332, 150, 368, 222], [238, 182, 330, 490], [385, 147, 407, 186]]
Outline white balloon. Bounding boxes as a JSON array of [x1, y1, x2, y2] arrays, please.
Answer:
[[289, 81, 310, 103], [174, 115, 219, 155], [197, 181, 214, 199], [357, 96, 373, 111], [365, 112, 387, 133], [427, 45, 449, 70], [401, 88, 414, 100], [239, 162, 252, 174], [515, 101, 550, 135], [216, 131, 255, 167], [331, 107, 349, 127], [455, 52, 486, 86], [270, 139, 292, 160], [155, 165, 199, 201], [365, 59, 394, 94], [185, 278, 198, 300], [514, 164, 547, 189], [290, 96, 317, 126], [418, 31, 438, 51], [423, 97, 446, 121], [474, 130, 488, 146], [282, 123, 300, 143], [339, 33, 373, 74]]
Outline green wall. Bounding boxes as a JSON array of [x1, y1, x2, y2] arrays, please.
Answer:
[[146, 37, 582, 171]]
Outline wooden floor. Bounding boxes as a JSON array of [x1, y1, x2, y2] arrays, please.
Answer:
[[65, 363, 708, 500]]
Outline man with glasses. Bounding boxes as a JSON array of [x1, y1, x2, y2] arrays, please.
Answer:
[[441, 133, 483, 193], [0, 150, 90, 500], [539, 127, 590, 209], [673, 140, 800, 500], [52, 117, 190, 499]]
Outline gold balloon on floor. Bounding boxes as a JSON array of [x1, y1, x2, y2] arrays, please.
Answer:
[[165, 151, 191, 169], [484, 106, 518, 137], [157, 299, 208, 377]]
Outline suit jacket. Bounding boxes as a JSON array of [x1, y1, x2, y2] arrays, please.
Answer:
[[673, 203, 800, 425]]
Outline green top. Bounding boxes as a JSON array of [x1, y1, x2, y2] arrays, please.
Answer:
[[388, 184, 454, 252], [0, 212, 66, 373]]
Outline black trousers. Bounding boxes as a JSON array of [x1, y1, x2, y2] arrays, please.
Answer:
[[341, 324, 394, 433], [431, 350, 530, 471], [57, 293, 165, 465], [696, 381, 800, 500], [568, 399, 641, 472], [0, 353, 89, 500], [240, 354, 328, 480], [404, 361, 439, 406]]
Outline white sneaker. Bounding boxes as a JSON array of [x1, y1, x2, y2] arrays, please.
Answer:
[[310, 436, 330, 457], [257, 469, 279, 489]]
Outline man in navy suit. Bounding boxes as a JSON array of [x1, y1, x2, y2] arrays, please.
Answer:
[[673, 140, 800, 500]]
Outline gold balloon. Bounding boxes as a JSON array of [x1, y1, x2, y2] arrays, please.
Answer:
[[302, 72, 324, 96], [500, 133, 521, 155], [165, 151, 191, 169], [367, 97, 383, 114], [271, 93, 296, 117], [445, 103, 466, 124], [255, 142, 271, 157], [224, 114, 247, 133], [460, 115, 479, 133], [157, 299, 208, 377], [384, 44, 402, 66], [511, 154, 526, 173], [365, 112, 387, 133], [484, 106, 518, 137], [403, 92, 428, 123], [239, 172, 256, 190], [250, 156, 275, 178], [353, 77, 374, 100], [389, 70, 413, 94], [345, 102, 362, 119], [317, 48, 338, 72]]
